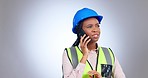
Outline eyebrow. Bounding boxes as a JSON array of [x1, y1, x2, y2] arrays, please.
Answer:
[[85, 23, 99, 26]]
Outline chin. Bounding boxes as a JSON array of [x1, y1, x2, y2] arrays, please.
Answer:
[[94, 38, 99, 41], [91, 39, 98, 43], [90, 37, 99, 42]]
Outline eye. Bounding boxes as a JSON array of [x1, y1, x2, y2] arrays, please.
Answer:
[[86, 25, 93, 28], [96, 24, 100, 27]]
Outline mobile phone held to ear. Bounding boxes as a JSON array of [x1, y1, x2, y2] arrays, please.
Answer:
[[78, 29, 87, 38], [78, 29, 90, 41], [72, 29, 89, 46]]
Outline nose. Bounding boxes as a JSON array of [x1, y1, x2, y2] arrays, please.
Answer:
[[92, 26, 99, 32]]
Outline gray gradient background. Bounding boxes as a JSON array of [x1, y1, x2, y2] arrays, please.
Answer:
[[0, 0, 148, 78]]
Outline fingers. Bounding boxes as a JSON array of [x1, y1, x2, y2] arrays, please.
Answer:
[[88, 70, 97, 75], [88, 70, 102, 78], [80, 34, 91, 47], [83, 36, 91, 46], [89, 75, 93, 78], [80, 34, 91, 56]]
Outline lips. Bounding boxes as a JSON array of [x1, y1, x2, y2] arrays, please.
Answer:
[[92, 34, 99, 38]]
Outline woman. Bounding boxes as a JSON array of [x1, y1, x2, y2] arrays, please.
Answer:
[[62, 8, 126, 78]]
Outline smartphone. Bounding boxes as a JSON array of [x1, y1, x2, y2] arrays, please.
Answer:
[[72, 29, 87, 46], [77, 29, 91, 43], [78, 29, 87, 38]]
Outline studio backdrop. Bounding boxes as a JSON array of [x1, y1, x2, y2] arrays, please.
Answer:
[[0, 0, 148, 78]]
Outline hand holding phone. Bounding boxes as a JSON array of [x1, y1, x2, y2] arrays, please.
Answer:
[[79, 29, 91, 56], [78, 28, 88, 39]]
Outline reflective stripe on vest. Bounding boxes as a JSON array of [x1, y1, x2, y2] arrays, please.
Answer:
[[66, 46, 115, 78]]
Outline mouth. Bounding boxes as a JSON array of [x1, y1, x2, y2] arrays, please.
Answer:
[[92, 34, 99, 38]]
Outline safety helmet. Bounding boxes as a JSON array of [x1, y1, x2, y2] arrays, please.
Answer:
[[72, 8, 103, 34]]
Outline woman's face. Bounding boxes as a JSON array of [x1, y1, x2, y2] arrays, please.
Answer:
[[82, 17, 101, 43]]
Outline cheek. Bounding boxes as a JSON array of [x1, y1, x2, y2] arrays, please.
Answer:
[[83, 28, 89, 34], [84, 30, 91, 35], [99, 30, 101, 34], [97, 28, 101, 34], [85, 32, 90, 36]]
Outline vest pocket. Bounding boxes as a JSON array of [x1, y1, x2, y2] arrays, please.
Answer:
[[101, 64, 112, 78]]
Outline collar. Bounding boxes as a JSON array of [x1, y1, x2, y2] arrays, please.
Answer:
[[77, 43, 99, 53]]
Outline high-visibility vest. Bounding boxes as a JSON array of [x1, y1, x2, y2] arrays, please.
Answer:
[[65, 46, 115, 78]]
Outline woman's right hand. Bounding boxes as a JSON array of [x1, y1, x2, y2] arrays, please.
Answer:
[[88, 70, 102, 78], [80, 34, 91, 56]]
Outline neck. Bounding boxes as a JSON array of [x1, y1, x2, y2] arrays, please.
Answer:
[[87, 42, 97, 51]]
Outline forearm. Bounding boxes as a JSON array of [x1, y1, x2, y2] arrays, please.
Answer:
[[63, 63, 85, 78], [80, 55, 88, 64], [62, 50, 85, 78]]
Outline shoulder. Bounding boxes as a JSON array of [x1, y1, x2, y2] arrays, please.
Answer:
[[99, 46, 114, 54], [100, 46, 116, 62], [63, 46, 77, 54]]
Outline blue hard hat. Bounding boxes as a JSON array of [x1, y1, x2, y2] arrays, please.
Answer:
[[72, 8, 103, 34]]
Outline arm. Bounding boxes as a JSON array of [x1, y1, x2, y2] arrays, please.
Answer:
[[62, 50, 86, 78], [62, 35, 91, 78], [112, 57, 126, 78]]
